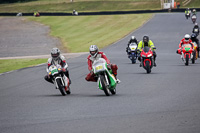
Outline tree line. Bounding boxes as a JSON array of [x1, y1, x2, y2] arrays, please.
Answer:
[[0, 0, 36, 4]]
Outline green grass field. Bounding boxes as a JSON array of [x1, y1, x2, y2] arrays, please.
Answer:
[[0, 59, 47, 73], [0, 0, 160, 13], [28, 14, 153, 52]]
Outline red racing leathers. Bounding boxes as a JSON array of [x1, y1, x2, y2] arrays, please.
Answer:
[[85, 52, 118, 82], [177, 38, 194, 54]]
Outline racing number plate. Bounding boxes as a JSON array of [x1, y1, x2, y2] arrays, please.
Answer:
[[96, 65, 103, 71]]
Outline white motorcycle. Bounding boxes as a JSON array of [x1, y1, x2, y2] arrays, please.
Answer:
[[127, 42, 138, 64], [48, 64, 71, 96]]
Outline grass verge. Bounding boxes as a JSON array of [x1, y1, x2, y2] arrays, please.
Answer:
[[0, 59, 47, 74], [28, 14, 153, 52], [0, 1, 160, 13]]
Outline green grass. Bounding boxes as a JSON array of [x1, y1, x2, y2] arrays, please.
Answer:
[[0, 59, 47, 73], [28, 14, 152, 52], [0, 0, 161, 13]]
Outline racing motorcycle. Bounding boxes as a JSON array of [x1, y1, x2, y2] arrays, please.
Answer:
[[192, 41, 198, 60], [193, 28, 199, 36], [139, 46, 156, 73], [179, 43, 195, 65], [92, 58, 117, 96], [191, 15, 197, 24], [48, 64, 71, 96], [185, 12, 190, 19], [127, 42, 138, 64]]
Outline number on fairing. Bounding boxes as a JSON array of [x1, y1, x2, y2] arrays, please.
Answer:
[[96, 65, 103, 71]]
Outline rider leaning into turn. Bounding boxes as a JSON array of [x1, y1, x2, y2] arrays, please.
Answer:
[[177, 34, 194, 54], [137, 36, 157, 67], [44, 48, 71, 85], [85, 45, 120, 83]]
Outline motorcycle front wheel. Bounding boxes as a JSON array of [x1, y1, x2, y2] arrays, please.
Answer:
[[56, 78, 66, 96], [145, 61, 151, 74], [100, 75, 111, 96], [185, 54, 189, 66]]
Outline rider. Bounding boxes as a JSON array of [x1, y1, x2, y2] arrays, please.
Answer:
[[126, 36, 138, 54], [85, 45, 120, 83], [44, 48, 71, 88], [192, 9, 196, 15], [137, 35, 157, 67], [191, 33, 200, 57], [193, 23, 199, 36], [177, 34, 194, 54]]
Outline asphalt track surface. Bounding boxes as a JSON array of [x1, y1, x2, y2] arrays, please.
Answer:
[[1, 13, 200, 133], [0, 17, 61, 57]]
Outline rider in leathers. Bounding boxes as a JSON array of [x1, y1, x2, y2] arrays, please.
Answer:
[[177, 34, 194, 54], [192, 23, 199, 36], [191, 33, 200, 57], [44, 48, 71, 86], [85, 45, 120, 83], [126, 36, 138, 54], [137, 36, 157, 67]]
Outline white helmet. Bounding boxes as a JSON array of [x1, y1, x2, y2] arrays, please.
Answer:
[[89, 45, 98, 57], [131, 36, 135, 40], [195, 23, 198, 26], [184, 34, 190, 42], [51, 47, 60, 61]]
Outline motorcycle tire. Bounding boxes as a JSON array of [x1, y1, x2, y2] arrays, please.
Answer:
[[192, 52, 195, 64], [185, 54, 189, 66], [66, 87, 71, 94], [110, 88, 116, 95], [100, 75, 111, 96], [56, 78, 66, 96], [145, 61, 151, 74]]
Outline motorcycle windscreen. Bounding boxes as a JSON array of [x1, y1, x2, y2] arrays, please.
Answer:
[[143, 46, 150, 53]]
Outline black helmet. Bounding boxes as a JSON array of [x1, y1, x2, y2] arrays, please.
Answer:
[[191, 33, 197, 41], [143, 35, 149, 44], [51, 47, 60, 61]]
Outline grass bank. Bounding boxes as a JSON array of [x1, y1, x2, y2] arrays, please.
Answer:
[[0, 0, 160, 13], [28, 14, 153, 52], [0, 59, 47, 74]]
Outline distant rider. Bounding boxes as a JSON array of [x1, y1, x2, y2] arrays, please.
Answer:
[[177, 34, 194, 54], [85, 45, 120, 83], [192, 9, 196, 15], [137, 36, 157, 67], [191, 33, 200, 57], [44, 48, 71, 87], [193, 23, 199, 36], [126, 36, 138, 54]]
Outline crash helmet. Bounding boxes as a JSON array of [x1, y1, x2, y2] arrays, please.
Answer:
[[89, 45, 98, 57], [184, 34, 190, 42], [193, 9, 196, 12], [51, 47, 60, 61], [195, 23, 198, 26], [143, 35, 149, 46], [191, 33, 197, 41]]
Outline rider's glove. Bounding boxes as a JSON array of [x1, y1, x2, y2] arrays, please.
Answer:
[[107, 64, 111, 69], [62, 68, 66, 72]]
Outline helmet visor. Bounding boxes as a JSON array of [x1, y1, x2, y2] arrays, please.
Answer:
[[90, 51, 96, 56]]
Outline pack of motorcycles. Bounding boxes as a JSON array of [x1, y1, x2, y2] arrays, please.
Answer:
[[47, 11, 199, 96]]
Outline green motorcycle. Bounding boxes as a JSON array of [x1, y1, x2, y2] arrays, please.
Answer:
[[92, 58, 117, 96]]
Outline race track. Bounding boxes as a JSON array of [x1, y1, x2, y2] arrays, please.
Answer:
[[0, 13, 200, 133]]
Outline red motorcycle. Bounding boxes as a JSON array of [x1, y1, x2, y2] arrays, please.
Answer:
[[139, 46, 156, 73], [177, 43, 194, 65]]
